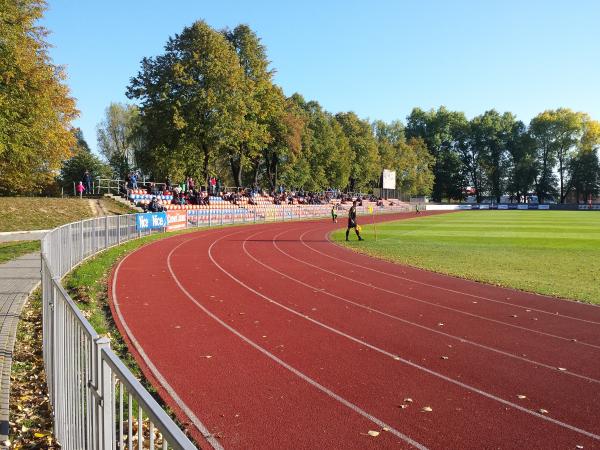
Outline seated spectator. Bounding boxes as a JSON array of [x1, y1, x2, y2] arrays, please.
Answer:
[[147, 197, 162, 212]]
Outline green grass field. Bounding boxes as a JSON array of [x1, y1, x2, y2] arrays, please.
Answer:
[[332, 211, 600, 304], [0, 240, 40, 264]]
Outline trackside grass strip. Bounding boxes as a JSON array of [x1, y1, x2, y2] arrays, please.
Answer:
[[332, 211, 600, 304]]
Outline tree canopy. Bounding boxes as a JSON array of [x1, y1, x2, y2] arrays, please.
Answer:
[[0, 0, 78, 194]]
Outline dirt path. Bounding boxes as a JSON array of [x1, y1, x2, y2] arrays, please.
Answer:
[[88, 198, 109, 217]]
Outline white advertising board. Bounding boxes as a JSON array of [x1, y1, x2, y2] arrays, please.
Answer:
[[382, 169, 396, 190]]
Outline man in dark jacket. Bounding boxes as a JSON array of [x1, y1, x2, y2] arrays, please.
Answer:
[[346, 200, 363, 241]]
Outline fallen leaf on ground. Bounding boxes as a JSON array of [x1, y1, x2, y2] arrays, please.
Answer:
[[403, 398, 413, 403], [399, 404, 409, 409], [367, 430, 380, 437], [422, 406, 433, 412], [557, 367, 567, 371], [517, 395, 527, 399], [538, 409, 548, 414], [441, 356, 449, 360]]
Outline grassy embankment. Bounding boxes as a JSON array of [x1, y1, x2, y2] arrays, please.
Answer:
[[332, 210, 600, 304], [0, 197, 137, 262]]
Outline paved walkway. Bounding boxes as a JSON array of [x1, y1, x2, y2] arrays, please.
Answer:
[[0, 230, 48, 242], [0, 253, 40, 442]]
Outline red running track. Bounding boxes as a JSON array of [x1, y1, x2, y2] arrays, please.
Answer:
[[109, 212, 600, 449]]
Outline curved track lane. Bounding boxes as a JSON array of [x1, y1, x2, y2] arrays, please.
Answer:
[[110, 213, 600, 449]]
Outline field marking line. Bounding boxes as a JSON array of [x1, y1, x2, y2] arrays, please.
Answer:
[[165, 232, 427, 450], [317, 227, 600, 324], [202, 229, 600, 441], [286, 228, 600, 350], [112, 234, 226, 450], [238, 227, 600, 385]]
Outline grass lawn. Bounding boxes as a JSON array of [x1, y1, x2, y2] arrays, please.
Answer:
[[0, 240, 40, 264], [332, 211, 600, 304], [0, 197, 94, 231]]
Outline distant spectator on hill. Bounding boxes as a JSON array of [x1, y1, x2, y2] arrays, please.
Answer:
[[84, 170, 92, 195], [76, 181, 85, 199], [130, 171, 138, 189]]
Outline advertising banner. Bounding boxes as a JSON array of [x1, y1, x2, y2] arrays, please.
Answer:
[[479, 204, 490, 210], [167, 210, 188, 231], [498, 204, 509, 210], [382, 169, 396, 190], [517, 204, 529, 210], [538, 204, 550, 210], [136, 212, 167, 231]]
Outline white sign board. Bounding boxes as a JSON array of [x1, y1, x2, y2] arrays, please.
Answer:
[[382, 169, 396, 190]]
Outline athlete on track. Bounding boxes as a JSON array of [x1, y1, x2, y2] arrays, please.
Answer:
[[345, 200, 363, 241]]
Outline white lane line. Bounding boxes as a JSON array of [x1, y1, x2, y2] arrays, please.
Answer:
[[240, 227, 600, 385], [314, 227, 600, 325], [112, 243, 225, 450], [205, 229, 600, 441], [166, 235, 428, 450], [280, 228, 600, 351]]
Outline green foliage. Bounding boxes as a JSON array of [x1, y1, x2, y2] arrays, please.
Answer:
[[568, 149, 600, 202], [96, 103, 141, 179], [406, 107, 467, 201], [0, 0, 78, 195], [529, 108, 600, 202], [335, 112, 380, 192], [127, 20, 247, 184], [60, 129, 112, 189], [461, 110, 517, 202]]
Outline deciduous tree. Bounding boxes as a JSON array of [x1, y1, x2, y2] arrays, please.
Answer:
[[0, 0, 78, 194]]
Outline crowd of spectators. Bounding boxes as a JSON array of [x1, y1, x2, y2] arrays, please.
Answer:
[[135, 175, 400, 212]]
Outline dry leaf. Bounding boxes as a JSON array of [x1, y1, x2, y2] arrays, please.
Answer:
[[403, 398, 413, 403], [399, 404, 409, 409], [422, 406, 433, 412], [557, 367, 567, 371], [441, 356, 449, 360], [437, 322, 444, 326], [538, 409, 548, 414], [367, 430, 380, 437], [517, 395, 527, 399]]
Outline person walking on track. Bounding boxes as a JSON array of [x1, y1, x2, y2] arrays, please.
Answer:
[[346, 200, 363, 241], [331, 205, 338, 223]]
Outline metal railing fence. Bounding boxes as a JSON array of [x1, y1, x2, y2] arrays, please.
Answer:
[[40, 204, 410, 449]]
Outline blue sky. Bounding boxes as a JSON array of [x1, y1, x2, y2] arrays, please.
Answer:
[[42, 0, 600, 154]]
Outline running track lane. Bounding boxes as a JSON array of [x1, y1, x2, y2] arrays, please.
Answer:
[[110, 213, 600, 449]]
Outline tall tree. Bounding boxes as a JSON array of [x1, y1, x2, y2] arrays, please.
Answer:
[[222, 24, 284, 186], [463, 110, 516, 202], [529, 109, 590, 203], [406, 107, 467, 201], [505, 121, 537, 202], [568, 149, 600, 203], [60, 129, 111, 190], [0, 0, 78, 194], [396, 138, 435, 196], [335, 112, 380, 192], [96, 103, 140, 179], [127, 20, 247, 184]]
